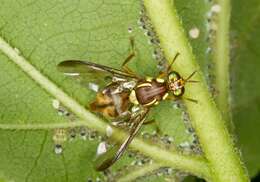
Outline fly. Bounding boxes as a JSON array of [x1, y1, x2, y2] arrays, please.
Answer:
[[57, 37, 197, 171]]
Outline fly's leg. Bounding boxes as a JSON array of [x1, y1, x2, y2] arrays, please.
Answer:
[[121, 37, 136, 75], [111, 111, 131, 127], [157, 71, 167, 79], [183, 97, 198, 104], [166, 52, 180, 74], [143, 119, 155, 125], [155, 53, 180, 80], [166, 94, 198, 104], [142, 119, 163, 135]]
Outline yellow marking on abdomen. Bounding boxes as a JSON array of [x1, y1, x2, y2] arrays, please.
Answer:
[[162, 93, 169, 100]]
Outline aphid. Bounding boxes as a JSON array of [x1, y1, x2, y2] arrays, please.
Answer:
[[53, 129, 67, 154], [57, 37, 197, 171]]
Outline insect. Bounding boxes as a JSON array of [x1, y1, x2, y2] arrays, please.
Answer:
[[57, 38, 197, 171]]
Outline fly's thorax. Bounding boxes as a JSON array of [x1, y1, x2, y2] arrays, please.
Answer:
[[108, 80, 136, 95], [133, 79, 168, 106], [122, 80, 136, 89]]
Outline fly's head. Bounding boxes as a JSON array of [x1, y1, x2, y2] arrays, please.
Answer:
[[167, 71, 185, 97]]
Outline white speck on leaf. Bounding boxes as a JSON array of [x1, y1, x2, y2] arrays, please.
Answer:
[[189, 27, 200, 39], [211, 4, 221, 13], [96, 142, 107, 156], [54, 145, 63, 154], [52, 99, 60, 109], [88, 82, 99, 92]]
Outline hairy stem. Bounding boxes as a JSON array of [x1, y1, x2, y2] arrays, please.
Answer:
[[0, 121, 88, 130], [117, 163, 162, 182], [212, 0, 232, 124], [0, 36, 210, 179], [143, 0, 249, 181]]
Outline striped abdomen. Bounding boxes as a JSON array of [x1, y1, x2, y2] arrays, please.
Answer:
[[90, 91, 130, 118]]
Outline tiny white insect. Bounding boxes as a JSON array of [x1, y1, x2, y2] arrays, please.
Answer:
[[52, 99, 60, 109], [189, 27, 200, 39], [96, 142, 107, 156]]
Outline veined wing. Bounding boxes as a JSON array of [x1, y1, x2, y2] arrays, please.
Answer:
[[94, 107, 149, 171], [57, 60, 138, 88]]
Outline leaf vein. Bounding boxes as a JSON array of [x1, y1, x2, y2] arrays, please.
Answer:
[[25, 131, 48, 182]]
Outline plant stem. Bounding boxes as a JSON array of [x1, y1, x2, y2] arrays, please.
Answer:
[[117, 163, 162, 182], [0, 36, 210, 179], [0, 121, 88, 130], [143, 0, 249, 181], [212, 0, 232, 123]]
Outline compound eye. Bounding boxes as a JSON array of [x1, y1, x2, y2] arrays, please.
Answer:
[[173, 87, 184, 96], [168, 71, 180, 81]]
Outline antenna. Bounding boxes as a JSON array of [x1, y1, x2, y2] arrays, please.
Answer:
[[167, 52, 180, 73], [185, 70, 198, 83], [183, 97, 198, 104]]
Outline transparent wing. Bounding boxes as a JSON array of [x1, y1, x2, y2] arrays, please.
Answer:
[[94, 107, 149, 171], [57, 60, 138, 88]]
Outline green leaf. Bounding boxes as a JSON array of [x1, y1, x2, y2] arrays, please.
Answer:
[[231, 0, 260, 177], [0, 0, 210, 181]]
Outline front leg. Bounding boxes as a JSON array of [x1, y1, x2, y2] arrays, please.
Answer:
[[121, 37, 136, 75]]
